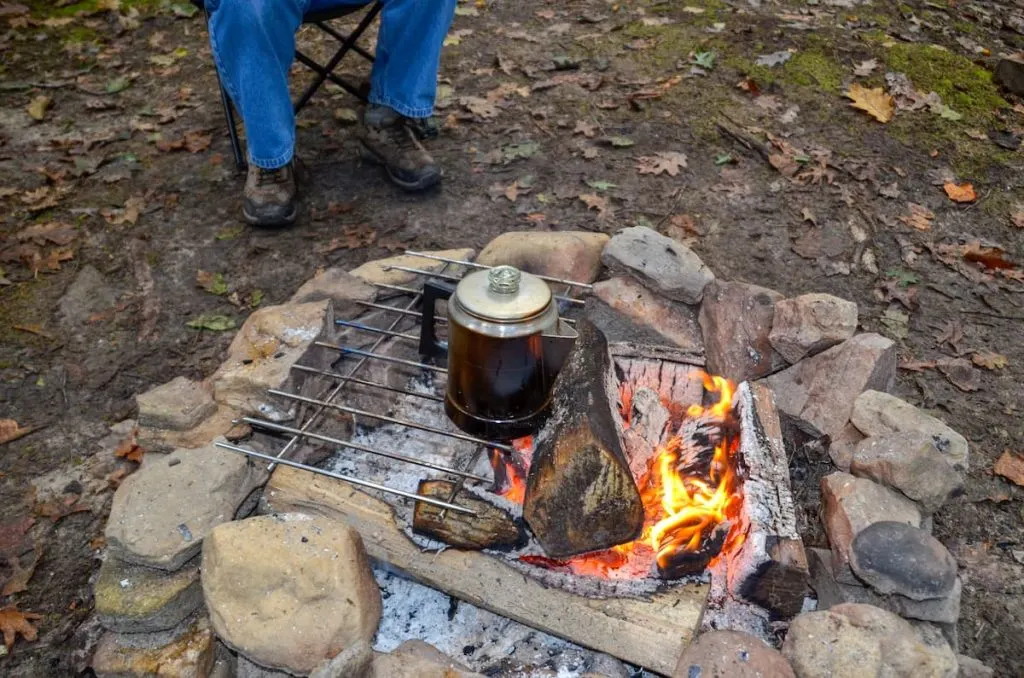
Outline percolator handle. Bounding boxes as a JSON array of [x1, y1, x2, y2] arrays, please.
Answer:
[[419, 280, 456, 360]]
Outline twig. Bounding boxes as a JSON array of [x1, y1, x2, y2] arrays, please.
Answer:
[[716, 118, 771, 162], [655, 187, 685, 229]]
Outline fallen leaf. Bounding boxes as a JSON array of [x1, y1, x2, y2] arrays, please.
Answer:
[[101, 196, 144, 226], [2, 551, 40, 596], [935, 320, 966, 356], [635, 151, 688, 177], [184, 130, 212, 153], [898, 203, 934, 231], [16, 222, 77, 246], [899, 359, 936, 372], [186, 314, 236, 331], [693, 51, 716, 69], [846, 83, 895, 123], [601, 136, 635, 148], [936, 357, 979, 392], [1011, 207, 1024, 229], [315, 224, 377, 252], [0, 420, 32, 445], [13, 324, 54, 339], [584, 179, 616, 191], [33, 497, 89, 523], [879, 308, 909, 340], [853, 58, 878, 76], [943, 182, 977, 203], [26, 96, 51, 122], [993, 451, 1024, 486], [113, 433, 143, 463], [105, 77, 131, 94], [578, 193, 609, 215], [196, 270, 228, 296], [960, 242, 1016, 270], [460, 96, 499, 120], [0, 605, 41, 649], [755, 50, 793, 67], [573, 120, 598, 138], [972, 350, 1008, 370], [500, 141, 540, 162]]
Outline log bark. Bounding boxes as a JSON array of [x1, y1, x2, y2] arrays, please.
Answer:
[[262, 465, 708, 675], [412, 480, 523, 550], [523, 320, 644, 558], [727, 381, 809, 618]]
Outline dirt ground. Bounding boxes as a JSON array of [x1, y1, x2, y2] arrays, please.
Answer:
[[1, 0, 1023, 675]]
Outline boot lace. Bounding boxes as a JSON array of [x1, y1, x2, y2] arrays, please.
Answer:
[[256, 166, 289, 186], [387, 121, 422, 153]]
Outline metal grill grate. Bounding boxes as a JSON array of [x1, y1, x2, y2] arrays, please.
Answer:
[[214, 254, 591, 516]]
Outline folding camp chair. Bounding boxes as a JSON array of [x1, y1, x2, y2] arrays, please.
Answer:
[[194, 0, 382, 170]]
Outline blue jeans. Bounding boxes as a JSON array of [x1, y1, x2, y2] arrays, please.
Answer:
[[207, 0, 456, 169]]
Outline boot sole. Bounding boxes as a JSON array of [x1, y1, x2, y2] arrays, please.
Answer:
[[243, 203, 298, 228], [359, 143, 442, 192]]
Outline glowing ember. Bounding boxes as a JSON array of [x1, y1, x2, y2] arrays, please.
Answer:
[[493, 372, 745, 580]]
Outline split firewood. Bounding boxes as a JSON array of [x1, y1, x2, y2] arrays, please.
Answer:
[[413, 480, 523, 550], [524, 320, 644, 558]]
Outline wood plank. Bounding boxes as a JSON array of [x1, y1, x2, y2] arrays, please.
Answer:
[[263, 465, 708, 675]]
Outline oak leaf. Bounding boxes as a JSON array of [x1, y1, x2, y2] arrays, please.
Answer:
[[898, 203, 934, 231], [845, 83, 895, 123], [994, 451, 1024, 486], [972, 351, 1007, 370], [943, 182, 977, 203], [0, 605, 41, 649], [578, 192, 608, 214], [635, 151, 688, 177]]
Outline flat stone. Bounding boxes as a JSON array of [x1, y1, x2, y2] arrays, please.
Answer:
[[601, 226, 714, 304], [136, 377, 217, 432], [808, 548, 961, 624], [583, 296, 683, 349], [95, 555, 203, 633], [105, 443, 267, 571], [476, 231, 609, 284], [593, 277, 703, 352], [59, 264, 117, 327], [850, 432, 965, 512], [137, 405, 238, 455], [956, 655, 994, 678], [211, 300, 330, 416], [820, 473, 923, 584], [349, 249, 475, 288], [769, 293, 858, 363], [368, 640, 483, 678], [91, 616, 215, 678], [290, 268, 377, 311], [850, 391, 969, 471], [783, 604, 957, 678], [698, 280, 786, 383], [672, 629, 796, 678], [765, 333, 896, 440], [994, 58, 1024, 96], [850, 522, 957, 601], [202, 513, 381, 676]]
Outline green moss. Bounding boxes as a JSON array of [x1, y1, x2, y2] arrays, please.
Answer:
[[30, 0, 166, 18], [781, 50, 845, 92], [885, 43, 1006, 123]]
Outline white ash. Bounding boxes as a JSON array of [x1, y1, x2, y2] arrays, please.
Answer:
[[373, 566, 654, 677]]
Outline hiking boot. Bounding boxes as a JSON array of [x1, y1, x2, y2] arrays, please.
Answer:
[[357, 105, 441, 191], [243, 162, 297, 227]]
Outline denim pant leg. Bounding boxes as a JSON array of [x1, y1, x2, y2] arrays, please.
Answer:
[[207, 0, 308, 168]]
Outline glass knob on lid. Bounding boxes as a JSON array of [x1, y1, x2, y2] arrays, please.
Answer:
[[488, 265, 522, 295]]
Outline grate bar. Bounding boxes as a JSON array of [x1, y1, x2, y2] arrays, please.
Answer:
[[404, 250, 594, 289], [215, 441, 478, 515], [315, 341, 447, 373], [290, 364, 443, 402], [335, 318, 419, 343], [267, 389, 513, 452], [355, 300, 447, 322], [383, 264, 585, 306]]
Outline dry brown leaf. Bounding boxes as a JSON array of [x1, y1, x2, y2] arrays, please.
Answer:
[[184, 130, 212, 153], [899, 360, 936, 372], [315, 224, 377, 253], [635, 151, 688, 177], [845, 83, 895, 123], [0, 605, 41, 649], [3, 550, 41, 596], [960, 242, 1017, 270], [34, 496, 90, 523], [26, 96, 51, 122], [0, 419, 32, 445], [460, 96, 499, 120], [578, 192, 608, 214], [972, 350, 1008, 370], [1011, 208, 1024, 229], [935, 357, 979, 392], [573, 120, 598, 138], [101, 196, 144, 226], [943, 182, 977, 203], [994, 451, 1024, 486], [16, 222, 77, 247], [113, 432, 143, 463], [898, 203, 934, 231]]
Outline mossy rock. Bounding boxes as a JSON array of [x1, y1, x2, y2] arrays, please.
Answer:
[[95, 555, 203, 633]]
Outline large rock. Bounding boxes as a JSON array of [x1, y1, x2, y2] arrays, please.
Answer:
[[601, 226, 714, 304], [782, 604, 958, 678], [592, 276, 703, 352], [829, 424, 865, 472], [699, 280, 786, 383], [202, 514, 381, 676], [956, 655, 994, 678], [349, 249, 475, 288], [769, 293, 858, 363], [368, 640, 484, 678], [994, 57, 1024, 97], [765, 333, 896, 439], [850, 433, 965, 512], [92, 616, 215, 678], [820, 473, 923, 584], [808, 548, 961, 624], [95, 555, 203, 633], [105, 443, 266, 571], [476, 231, 609, 284], [850, 522, 958, 601], [850, 391, 969, 471], [672, 630, 796, 678], [136, 377, 217, 432], [211, 300, 330, 416], [59, 264, 117, 326], [290, 268, 377, 310]]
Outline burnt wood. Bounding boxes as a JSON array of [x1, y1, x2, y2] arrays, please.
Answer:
[[412, 480, 523, 550], [523, 320, 645, 558], [726, 381, 809, 618]]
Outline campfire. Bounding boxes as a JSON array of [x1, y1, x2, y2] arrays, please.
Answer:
[[490, 372, 746, 582]]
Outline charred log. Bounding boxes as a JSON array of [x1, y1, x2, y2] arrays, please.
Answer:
[[658, 520, 732, 579], [413, 480, 523, 550], [523, 320, 645, 558]]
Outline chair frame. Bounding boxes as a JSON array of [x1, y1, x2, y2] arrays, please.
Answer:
[[203, 2, 383, 171]]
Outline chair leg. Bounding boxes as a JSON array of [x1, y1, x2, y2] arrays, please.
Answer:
[[293, 1, 383, 113], [314, 20, 375, 62], [204, 7, 246, 171], [295, 51, 367, 101]]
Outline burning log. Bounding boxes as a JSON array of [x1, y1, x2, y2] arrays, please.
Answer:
[[658, 519, 732, 579], [523, 320, 645, 558], [726, 382, 809, 618], [413, 480, 523, 550]]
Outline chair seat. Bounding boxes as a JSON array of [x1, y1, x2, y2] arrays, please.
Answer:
[[190, 0, 371, 24]]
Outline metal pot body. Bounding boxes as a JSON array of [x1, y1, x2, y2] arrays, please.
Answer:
[[444, 267, 560, 440]]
